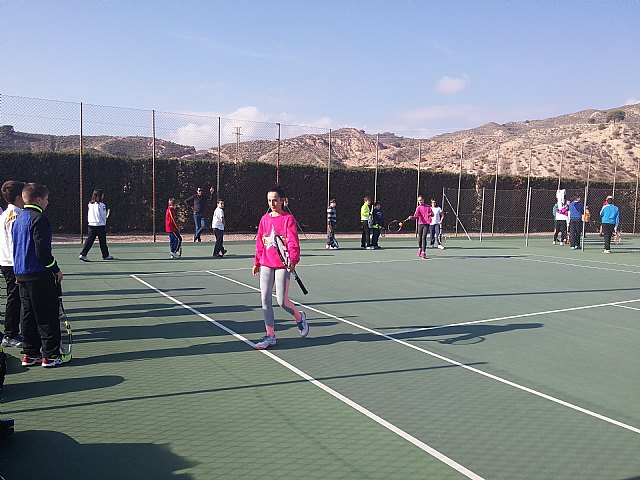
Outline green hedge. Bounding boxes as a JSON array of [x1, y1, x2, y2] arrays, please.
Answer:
[[0, 151, 623, 234]]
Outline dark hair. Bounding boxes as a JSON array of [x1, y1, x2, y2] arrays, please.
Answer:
[[90, 189, 104, 203], [607, 197, 614, 204], [363, 195, 371, 201], [22, 183, 49, 203], [268, 185, 286, 199], [329, 198, 336, 204], [374, 201, 381, 207], [1, 180, 25, 204]]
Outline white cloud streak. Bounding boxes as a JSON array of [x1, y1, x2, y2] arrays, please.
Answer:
[[435, 75, 470, 95]]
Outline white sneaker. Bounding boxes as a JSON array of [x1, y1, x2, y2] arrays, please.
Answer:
[[254, 335, 277, 350], [296, 311, 309, 337], [78, 255, 90, 262], [437, 244, 445, 250], [553, 241, 557, 245], [326, 244, 330, 249], [604, 249, 611, 254]]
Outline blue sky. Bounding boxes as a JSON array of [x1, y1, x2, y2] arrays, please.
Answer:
[[1, 0, 639, 138]]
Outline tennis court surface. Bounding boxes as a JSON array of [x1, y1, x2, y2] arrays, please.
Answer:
[[2, 236, 639, 479]]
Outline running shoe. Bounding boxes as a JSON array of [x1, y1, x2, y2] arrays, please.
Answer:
[[78, 255, 90, 262], [21, 354, 42, 366], [42, 354, 71, 368], [254, 335, 277, 350], [102, 255, 115, 260], [2, 335, 24, 348], [421, 252, 427, 259], [296, 312, 309, 337], [417, 249, 422, 257]]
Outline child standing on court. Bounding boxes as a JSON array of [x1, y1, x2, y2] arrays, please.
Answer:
[[326, 198, 338, 249], [165, 198, 182, 259], [429, 198, 445, 249], [252, 186, 308, 350], [371, 201, 384, 249], [12, 183, 67, 367], [212, 199, 226, 258], [403, 195, 433, 259], [0, 181, 25, 348], [79, 189, 114, 262], [360, 196, 373, 249]]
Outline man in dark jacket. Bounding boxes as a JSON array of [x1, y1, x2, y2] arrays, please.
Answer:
[[184, 186, 215, 242], [12, 183, 67, 367], [568, 195, 585, 250]]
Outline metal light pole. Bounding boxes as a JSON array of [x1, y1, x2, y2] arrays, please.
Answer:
[[455, 143, 463, 237], [374, 134, 379, 202]]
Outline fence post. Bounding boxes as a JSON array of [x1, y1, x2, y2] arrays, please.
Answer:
[[327, 129, 332, 206], [581, 152, 592, 252], [276, 123, 281, 184], [480, 187, 485, 242], [525, 148, 532, 235], [152, 110, 156, 242], [217, 117, 221, 198], [525, 187, 532, 247], [612, 154, 617, 198], [491, 144, 499, 235], [79, 102, 84, 243], [455, 144, 463, 237], [374, 134, 379, 202], [634, 156, 639, 234]]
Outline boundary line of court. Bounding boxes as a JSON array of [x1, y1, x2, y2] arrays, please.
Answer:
[[205, 271, 640, 435], [130, 274, 485, 480], [518, 257, 640, 275], [613, 304, 640, 312], [528, 253, 640, 269], [385, 298, 640, 336]]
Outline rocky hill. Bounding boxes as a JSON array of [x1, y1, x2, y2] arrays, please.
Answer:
[[2, 103, 639, 181], [0, 125, 195, 158]]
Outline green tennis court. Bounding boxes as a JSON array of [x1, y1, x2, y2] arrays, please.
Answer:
[[2, 236, 639, 479]]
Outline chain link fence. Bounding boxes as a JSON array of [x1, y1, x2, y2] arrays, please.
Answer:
[[1, 94, 639, 249]]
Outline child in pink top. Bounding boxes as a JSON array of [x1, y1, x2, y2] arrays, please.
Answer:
[[252, 186, 308, 350], [403, 195, 433, 259]]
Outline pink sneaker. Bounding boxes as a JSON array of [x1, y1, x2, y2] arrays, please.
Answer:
[[417, 249, 422, 257], [421, 253, 427, 259]]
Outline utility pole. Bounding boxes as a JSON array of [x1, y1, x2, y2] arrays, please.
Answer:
[[234, 127, 242, 163]]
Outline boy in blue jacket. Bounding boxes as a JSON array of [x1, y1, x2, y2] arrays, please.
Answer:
[[600, 197, 620, 253], [12, 183, 67, 367]]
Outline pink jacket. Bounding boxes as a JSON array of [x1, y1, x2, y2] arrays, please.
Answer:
[[254, 212, 301, 268], [411, 205, 433, 225]]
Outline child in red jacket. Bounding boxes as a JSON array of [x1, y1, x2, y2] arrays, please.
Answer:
[[165, 198, 182, 259]]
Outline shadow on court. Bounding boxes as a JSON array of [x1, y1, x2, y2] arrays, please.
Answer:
[[3, 375, 124, 403], [1, 431, 196, 480], [393, 322, 544, 345]]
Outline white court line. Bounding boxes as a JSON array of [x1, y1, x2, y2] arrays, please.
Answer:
[[528, 253, 640, 270], [206, 270, 640, 435], [130, 274, 484, 480], [613, 304, 640, 312], [518, 257, 640, 275], [386, 298, 640, 336]]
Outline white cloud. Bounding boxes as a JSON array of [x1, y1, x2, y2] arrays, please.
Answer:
[[435, 75, 470, 95], [625, 97, 640, 105], [164, 106, 332, 148]]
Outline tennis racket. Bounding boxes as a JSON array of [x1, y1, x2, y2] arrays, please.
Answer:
[[387, 220, 404, 234], [57, 284, 73, 360], [274, 235, 308, 295]]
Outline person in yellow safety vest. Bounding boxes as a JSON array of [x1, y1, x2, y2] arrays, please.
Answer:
[[360, 196, 373, 249]]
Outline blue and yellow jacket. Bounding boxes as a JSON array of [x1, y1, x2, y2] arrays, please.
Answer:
[[12, 205, 59, 281]]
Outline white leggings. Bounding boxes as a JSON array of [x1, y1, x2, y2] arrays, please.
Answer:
[[260, 267, 299, 328]]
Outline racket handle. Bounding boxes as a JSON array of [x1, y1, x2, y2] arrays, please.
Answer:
[[292, 271, 308, 295]]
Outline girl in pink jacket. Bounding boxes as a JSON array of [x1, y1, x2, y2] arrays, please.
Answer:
[[252, 186, 308, 349], [403, 195, 433, 259]]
